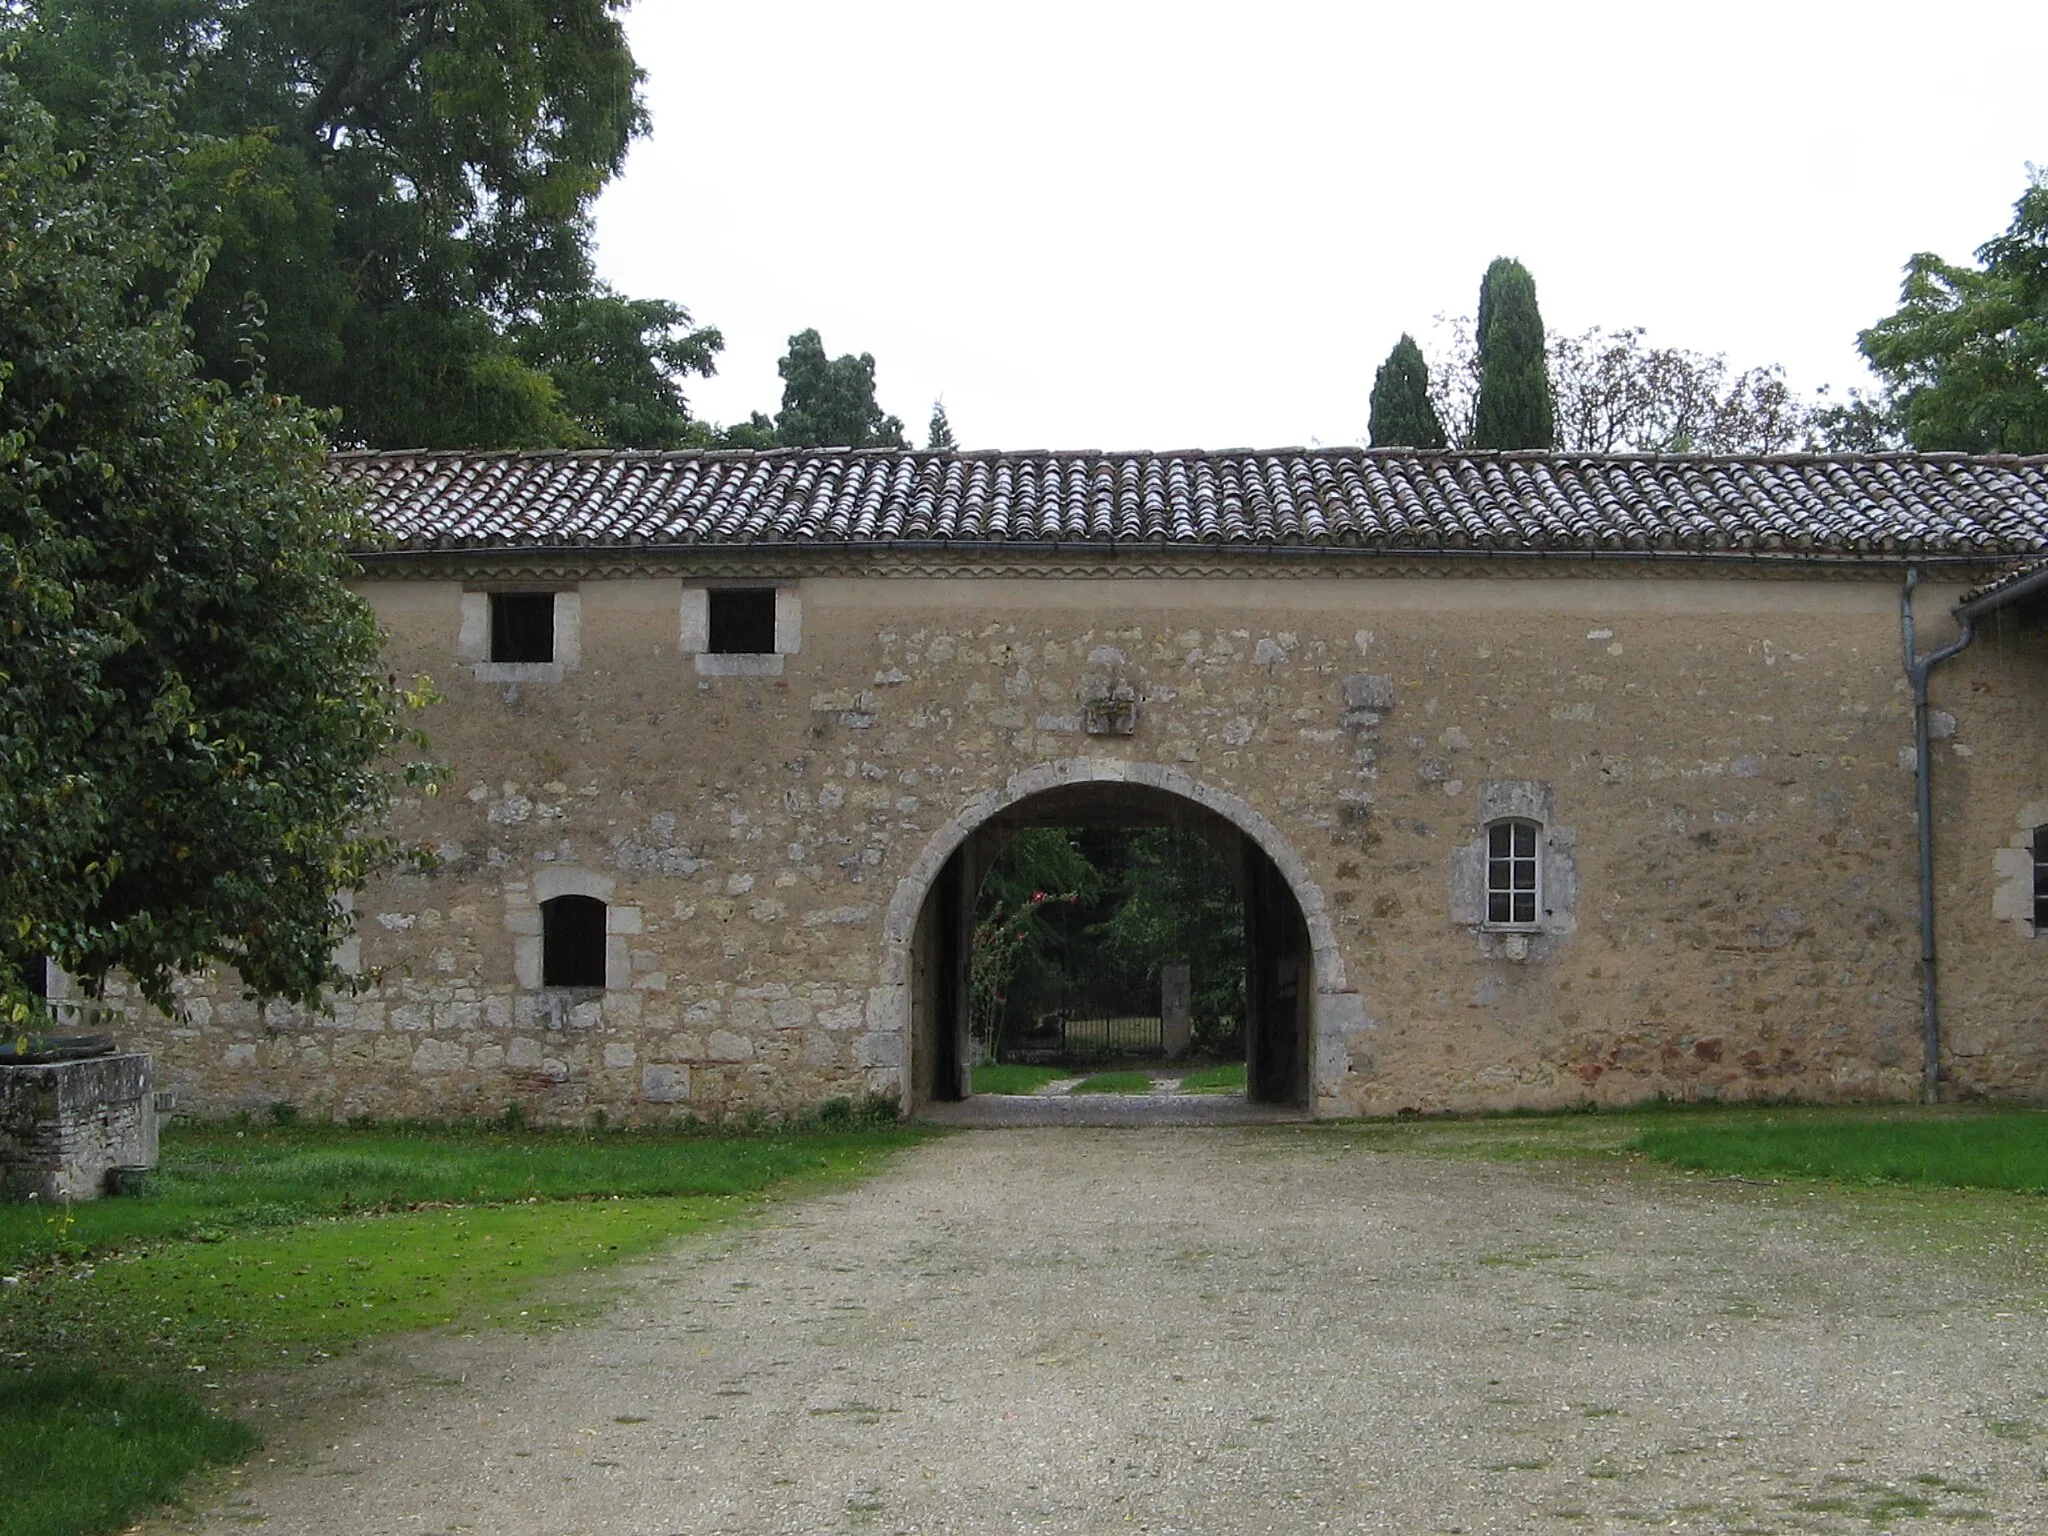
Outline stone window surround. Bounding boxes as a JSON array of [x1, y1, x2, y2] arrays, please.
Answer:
[[680, 583, 801, 678], [1991, 802, 2048, 937], [1449, 781, 1577, 960], [457, 587, 583, 684], [505, 867, 637, 992]]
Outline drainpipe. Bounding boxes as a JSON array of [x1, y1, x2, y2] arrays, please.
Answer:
[[1900, 567, 1976, 1104]]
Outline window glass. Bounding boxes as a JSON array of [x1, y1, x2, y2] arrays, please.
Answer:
[[1486, 820, 1539, 926], [490, 592, 555, 663], [708, 589, 777, 655], [2034, 824, 2048, 932], [541, 895, 606, 988]]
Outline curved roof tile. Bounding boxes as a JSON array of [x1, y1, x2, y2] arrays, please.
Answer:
[[333, 447, 2048, 559]]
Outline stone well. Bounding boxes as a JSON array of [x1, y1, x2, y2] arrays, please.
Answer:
[[0, 1052, 158, 1201]]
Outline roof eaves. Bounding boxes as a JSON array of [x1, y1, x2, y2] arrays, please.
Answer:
[[1955, 557, 2048, 620]]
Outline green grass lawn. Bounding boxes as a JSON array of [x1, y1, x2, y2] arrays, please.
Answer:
[[0, 1118, 935, 1536], [1311, 1101, 2048, 1195], [1625, 1106, 2048, 1192], [1069, 1070, 1158, 1095], [1175, 1062, 1246, 1095], [969, 1063, 1071, 1096]]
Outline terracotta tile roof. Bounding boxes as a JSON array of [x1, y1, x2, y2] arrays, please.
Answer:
[[335, 448, 2048, 558], [1957, 556, 2048, 615]]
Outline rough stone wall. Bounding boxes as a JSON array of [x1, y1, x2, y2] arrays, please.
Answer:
[[112, 563, 2047, 1121], [1928, 600, 2048, 1097]]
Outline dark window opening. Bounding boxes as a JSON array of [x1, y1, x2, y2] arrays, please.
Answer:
[[708, 588, 777, 655], [542, 895, 606, 988], [1486, 819, 1539, 926], [2035, 824, 2048, 932], [490, 592, 555, 663]]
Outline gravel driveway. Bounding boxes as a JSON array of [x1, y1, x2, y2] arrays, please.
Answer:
[[154, 1128, 2048, 1534]]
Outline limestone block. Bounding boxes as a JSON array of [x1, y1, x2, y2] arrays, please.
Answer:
[[768, 998, 813, 1030], [706, 1029, 756, 1062], [641, 1064, 689, 1103], [818, 1001, 864, 1031], [1992, 845, 2035, 931], [603, 1042, 637, 1069], [1342, 674, 1394, 711], [411, 1038, 468, 1073], [855, 1032, 903, 1069], [507, 1036, 543, 1069]]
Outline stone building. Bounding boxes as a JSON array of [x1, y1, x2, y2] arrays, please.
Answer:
[[111, 448, 2048, 1120]]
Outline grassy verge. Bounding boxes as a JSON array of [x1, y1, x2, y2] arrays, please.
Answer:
[[1175, 1062, 1246, 1094], [970, 1064, 1071, 1095], [1070, 1070, 1157, 1095], [0, 1118, 935, 1536], [1308, 1100, 2048, 1193], [1625, 1105, 2048, 1192]]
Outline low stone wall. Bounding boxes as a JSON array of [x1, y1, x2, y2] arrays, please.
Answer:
[[0, 1054, 158, 1201]]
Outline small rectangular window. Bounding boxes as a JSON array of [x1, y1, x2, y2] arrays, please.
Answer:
[[708, 588, 777, 655], [541, 895, 607, 988], [1486, 820, 1539, 926], [2034, 824, 2048, 932], [490, 592, 555, 663]]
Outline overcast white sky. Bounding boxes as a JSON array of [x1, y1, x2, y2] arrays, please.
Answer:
[[592, 1, 2046, 451]]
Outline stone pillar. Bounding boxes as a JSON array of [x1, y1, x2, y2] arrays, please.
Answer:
[[1161, 963, 1192, 1061]]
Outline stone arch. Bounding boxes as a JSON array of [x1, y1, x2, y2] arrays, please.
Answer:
[[873, 758, 1366, 1114]]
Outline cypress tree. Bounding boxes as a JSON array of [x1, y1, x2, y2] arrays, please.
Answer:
[[1368, 334, 1447, 448], [1473, 257, 1555, 449], [927, 400, 958, 451]]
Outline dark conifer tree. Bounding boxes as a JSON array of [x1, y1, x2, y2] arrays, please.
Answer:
[[1473, 258, 1555, 449], [927, 400, 958, 451], [1368, 334, 1447, 448]]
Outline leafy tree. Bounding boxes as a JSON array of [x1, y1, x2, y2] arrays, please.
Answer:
[[1472, 258, 1555, 449], [772, 329, 907, 448], [927, 400, 957, 451], [0, 70, 433, 1026], [1860, 170, 2048, 453], [1546, 327, 1807, 452], [9, 0, 721, 449], [1805, 386, 1907, 452], [968, 830, 1100, 1059], [1427, 315, 1818, 453], [513, 289, 723, 450], [1092, 830, 1244, 1055], [1367, 333, 1447, 448]]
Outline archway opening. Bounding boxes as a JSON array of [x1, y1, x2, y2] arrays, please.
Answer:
[[905, 781, 1315, 1113]]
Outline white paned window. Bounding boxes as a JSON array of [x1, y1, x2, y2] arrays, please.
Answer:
[[1486, 819, 1540, 927]]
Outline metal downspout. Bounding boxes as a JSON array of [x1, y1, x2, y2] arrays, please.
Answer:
[[1900, 567, 1976, 1104]]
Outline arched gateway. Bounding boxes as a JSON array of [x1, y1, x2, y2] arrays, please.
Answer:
[[875, 759, 1363, 1114]]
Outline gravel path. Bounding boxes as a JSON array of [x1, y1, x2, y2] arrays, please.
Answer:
[[154, 1129, 2048, 1534]]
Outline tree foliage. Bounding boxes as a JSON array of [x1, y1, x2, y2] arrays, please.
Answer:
[[926, 400, 957, 452], [1367, 333, 1446, 449], [0, 69, 434, 1024], [8, 0, 721, 449], [1472, 257, 1555, 450], [969, 828, 1243, 1062], [771, 329, 907, 449], [1427, 316, 1830, 453], [1547, 327, 1808, 452], [1860, 170, 2048, 454]]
